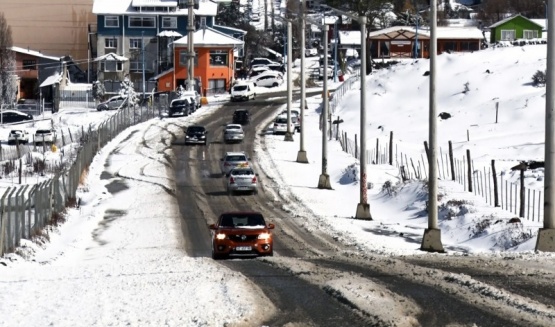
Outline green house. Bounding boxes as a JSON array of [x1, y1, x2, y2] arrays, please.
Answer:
[[488, 14, 543, 43]]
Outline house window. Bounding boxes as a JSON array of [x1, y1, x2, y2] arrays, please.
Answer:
[[22, 60, 37, 70], [130, 38, 143, 49], [200, 17, 206, 28], [209, 50, 228, 66], [129, 16, 156, 28], [179, 50, 198, 66], [523, 30, 539, 39], [100, 61, 123, 72], [460, 41, 479, 51], [500, 30, 516, 41], [208, 79, 226, 93], [105, 16, 119, 28], [130, 61, 144, 71], [105, 38, 118, 49], [162, 17, 177, 28]]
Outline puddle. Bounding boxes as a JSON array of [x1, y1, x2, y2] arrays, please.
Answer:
[[100, 171, 113, 180], [105, 180, 129, 194]]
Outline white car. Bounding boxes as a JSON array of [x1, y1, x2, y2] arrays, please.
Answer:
[[223, 124, 245, 144], [8, 129, 30, 145], [250, 72, 283, 88], [34, 129, 57, 145], [231, 82, 256, 101], [220, 151, 251, 176], [180, 90, 201, 109], [272, 114, 296, 135], [281, 109, 301, 132]]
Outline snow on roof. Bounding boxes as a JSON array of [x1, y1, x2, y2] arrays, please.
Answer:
[[174, 27, 243, 47], [132, 0, 177, 6], [332, 31, 361, 46], [530, 19, 547, 31], [488, 14, 543, 29], [39, 73, 62, 88], [157, 30, 183, 37], [94, 53, 129, 62], [212, 24, 247, 35], [93, 0, 217, 16], [369, 26, 483, 40], [10, 46, 60, 61]]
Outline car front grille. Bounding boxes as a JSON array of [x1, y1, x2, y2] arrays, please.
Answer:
[[229, 234, 258, 242]]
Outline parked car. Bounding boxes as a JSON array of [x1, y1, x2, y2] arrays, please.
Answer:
[[250, 57, 278, 68], [223, 124, 245, 144], [250, 72, 283, 88], [272, 114, 296, 135], [305, 48, 318, 57], [226, 167, 258, 195], [168, 98, 193, 117], [209, 211, 274, 259], [220, 151, 250, 175], [34, 129, 57, 145], [266, 63, 286, 73], [97, 95, 127, 111], [281, 109, 301, 132], [181, 90, 202, 109], [7, 129, 30, 145], [232, 109, 251, 125], [184, 125, 208, 145], [248, 66, 270, 78], [0, 110, 33, 124], [231, 82, 256, 101]]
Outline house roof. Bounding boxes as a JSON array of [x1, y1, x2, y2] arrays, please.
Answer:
[[369, 26, 483, 40], [488, 14, 543, 29], [530, 19, 547, 31], [92, 0, 217, 16], [174, 27, 244, 47], [40, 73, 62, 88], [94, 53, 129, 62], [332, 31, 361, 45], [10, 46, 60, 61], [212, 24, 247, 35]]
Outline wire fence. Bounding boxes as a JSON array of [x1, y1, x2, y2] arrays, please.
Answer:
[[0, 102, 163, 256], [326, 70, 543, 222]]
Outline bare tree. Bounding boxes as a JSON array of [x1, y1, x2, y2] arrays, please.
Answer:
[[0, 12, 16, 107]]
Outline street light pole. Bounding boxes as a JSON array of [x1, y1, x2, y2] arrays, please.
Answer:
[[142, 31, 145, 99], [187, 0, 195, 92], [537, 0, 555, 252], [421, 0, 444, 252], [318, 23, 331, 189], [284, 20, 294, 141], [296, 0, 309, 163], [322, 4, 371, 219]]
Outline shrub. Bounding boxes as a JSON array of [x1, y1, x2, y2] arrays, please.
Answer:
[[532, 70, 546, 86]]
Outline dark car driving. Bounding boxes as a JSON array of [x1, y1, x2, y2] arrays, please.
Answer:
[[168, 98, 193, 117], [184, 125, 208, 145], [232, 109, 250, 125]]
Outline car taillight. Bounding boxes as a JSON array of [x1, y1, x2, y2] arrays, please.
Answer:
[[252, 176, 257, 183], [229, 177, 235, 184]]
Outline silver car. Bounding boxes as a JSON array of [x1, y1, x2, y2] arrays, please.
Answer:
[[223, 124, 245, 144], [227, 167, 258, 195]]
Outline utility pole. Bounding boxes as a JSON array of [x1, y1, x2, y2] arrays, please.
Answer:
[[284, 20, 294, 142], [142, 31, 145, 100], [318, 23, 331, 189], [187, 0, 195, 92], [421, 0, 444, 252], [333, 20, 338, 83], [322, 4, 371, 219], [537, 0, 555, 252], [296, 0, 308, 163]]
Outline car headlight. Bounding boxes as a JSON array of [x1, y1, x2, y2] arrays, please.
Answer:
[[258, 232, 271, 240], [216, 233, 226, 240], [200, 135, 206, 139]]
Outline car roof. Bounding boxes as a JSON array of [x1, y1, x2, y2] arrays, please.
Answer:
[[187, 125, 205, 129], [2, 110, 29, 115], [225, 124, 243, 128], [234, 109, 248, 113], [220, 211, 264, 216]]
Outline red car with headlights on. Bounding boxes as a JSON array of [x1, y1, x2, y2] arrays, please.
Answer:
[[209, 211, 275, 259]]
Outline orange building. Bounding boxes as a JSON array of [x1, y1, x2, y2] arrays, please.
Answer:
[[156, 27, 243, 96]]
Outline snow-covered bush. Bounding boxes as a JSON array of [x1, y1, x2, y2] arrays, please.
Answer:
[[532, 70, 546, 87]]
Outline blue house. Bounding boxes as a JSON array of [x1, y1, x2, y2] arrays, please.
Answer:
[[92, 0, 245, 92]]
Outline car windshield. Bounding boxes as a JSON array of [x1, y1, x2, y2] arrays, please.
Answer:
[[276, 118, 287, 124], [226, 125, 241, 130], [219, 213, 265, 228], [35, 130, 52, 134], [188, 127, 205, 133], [233, 85, 248, 91]]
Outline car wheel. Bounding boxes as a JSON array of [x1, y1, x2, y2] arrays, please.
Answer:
[[212, 251, 222, 260], [272, 82, 278, 87]]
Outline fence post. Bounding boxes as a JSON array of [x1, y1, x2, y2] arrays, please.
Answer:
[[375, 138, 379, 164], [448, 141, 455, 181], [0, 188, 11, 256], [423, 141, 429, 163], [492, 160, 499, 207], [466, 149, 473, 192], [389, 131, 393, 165], [519, 169, 525, 218]]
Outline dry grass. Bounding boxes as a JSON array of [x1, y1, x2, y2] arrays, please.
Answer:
[[79, 166, 89, 185]]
